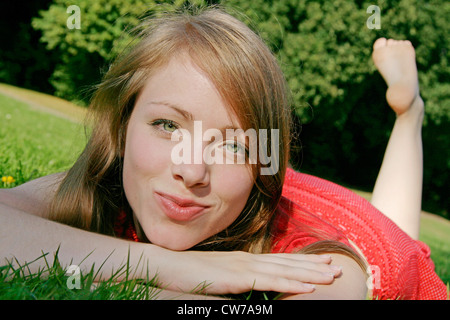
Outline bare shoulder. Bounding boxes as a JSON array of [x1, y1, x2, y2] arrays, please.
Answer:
[[281, 253, 369, 300], [0, 172, 66, 218]]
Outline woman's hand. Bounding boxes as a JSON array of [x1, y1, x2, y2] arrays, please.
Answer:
[[154, 249, 341, 295]]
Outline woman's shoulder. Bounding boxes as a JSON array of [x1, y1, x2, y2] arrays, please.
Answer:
[[0, 172, 65, 218]]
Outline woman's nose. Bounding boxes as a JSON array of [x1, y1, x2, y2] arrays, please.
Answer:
[[170, 136, 211, 188], [170, 126, 213, 188], [171, 162, 210, 188]]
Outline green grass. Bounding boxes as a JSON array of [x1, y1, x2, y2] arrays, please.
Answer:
[[0, 249, 162, 300], [0, 91, 86, 186], [0, 83, 86, 123], [0, 85, 448, 299], [419, 214, 450, 285]]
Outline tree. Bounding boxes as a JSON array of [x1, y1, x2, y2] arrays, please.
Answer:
[[32, 0, 218, 103], [32, 0, 149, 103]]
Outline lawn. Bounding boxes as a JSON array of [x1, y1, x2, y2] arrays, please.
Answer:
[[0, 85, 448, 299], [0, 85, 86, 186]]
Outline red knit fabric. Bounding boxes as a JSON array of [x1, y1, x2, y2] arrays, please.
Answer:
[[272, 168, 448, 300], [114, 209, 140, 243], [114, 168, 448, 300]]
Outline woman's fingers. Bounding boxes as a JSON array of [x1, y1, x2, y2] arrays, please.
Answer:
[[253, 253, 342, 279], [248, 261, 341, 292], [266, 253, 333, 263], [250, 275, 317, 294], [170, 250, 342, 295], [220, 252, 342, 294]]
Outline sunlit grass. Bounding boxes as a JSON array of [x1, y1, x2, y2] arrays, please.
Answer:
[[0, 92, 86, 186], [0, 249, 161, 300], [419, 213, 450, 285], [0, 83, 86, 122]]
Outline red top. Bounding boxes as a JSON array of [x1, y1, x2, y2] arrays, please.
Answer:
[[114, 168, 448, 300], [272, 168, 447, 300]]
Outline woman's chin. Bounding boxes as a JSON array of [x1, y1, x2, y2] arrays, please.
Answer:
[[148, 235, 198, 251]]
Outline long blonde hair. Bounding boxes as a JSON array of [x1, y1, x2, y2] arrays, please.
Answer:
[[49, 6, 366, 270]]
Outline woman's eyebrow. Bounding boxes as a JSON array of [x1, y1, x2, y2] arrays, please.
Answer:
[[143, 98, 251, 155], [147, 101, 194, 121], [147, 100, 242, 132]]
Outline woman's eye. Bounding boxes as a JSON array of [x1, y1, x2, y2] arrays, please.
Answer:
[[151, 119, 178, 133], [224, 141, 246, 155], [163, 122, 177, 132]]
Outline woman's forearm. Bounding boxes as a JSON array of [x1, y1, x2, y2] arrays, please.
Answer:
[[0, 202, 229, 300], [0, 202, 162, 282]]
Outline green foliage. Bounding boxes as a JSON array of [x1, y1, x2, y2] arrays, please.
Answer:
[[31, 0, 449, 216], [32, 0, 149, 104], [31, 0, 214, 104]]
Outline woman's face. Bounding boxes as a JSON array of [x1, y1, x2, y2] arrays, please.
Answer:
[[122, 55, 254, 250]]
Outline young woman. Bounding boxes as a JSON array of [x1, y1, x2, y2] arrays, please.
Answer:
[[0, 7, 446, 300]]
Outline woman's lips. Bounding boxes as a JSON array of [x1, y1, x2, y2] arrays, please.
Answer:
[[154, 192, 209, 222]]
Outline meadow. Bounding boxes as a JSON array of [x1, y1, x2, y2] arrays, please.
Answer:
[[0, 84, 448, 299], [0, 84, 86, 186]]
